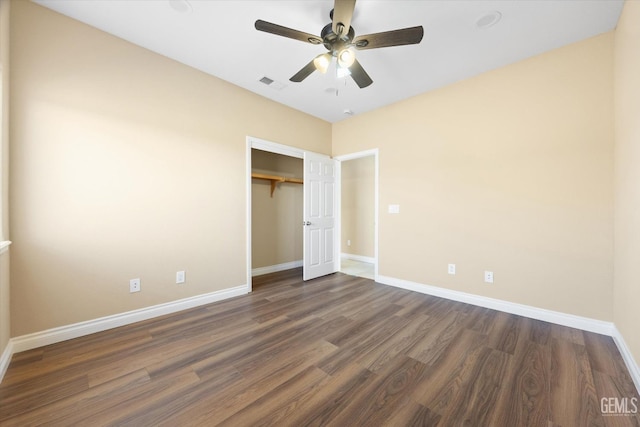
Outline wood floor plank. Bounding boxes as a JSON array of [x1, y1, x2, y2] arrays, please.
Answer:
[[410, 328, 487, 408], [1, 269, 638, 426], [324, 355, 428, 427], [214, 366, 330, 427], [282, 362, 374, 427], [486, 311, 521, 355], [0, 369, 151, 427], [592, 370, 640, 427], [550, 337, 604, 427], [380, 397, 442, 427], [432, 346, 511, 426], [0, 374, 89, 421], [104, 368, 237, 426], [355, 313, 435, 373], [164, 340, 338, 426], [405, 309, 468, 365], [489, 338, 550, 427], [318, 314, 410, 376]]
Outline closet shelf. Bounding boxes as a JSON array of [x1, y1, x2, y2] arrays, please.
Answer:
[[252, 172, 303, 197]]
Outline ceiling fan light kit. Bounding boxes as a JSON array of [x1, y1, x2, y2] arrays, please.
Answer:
[[337, 48, 355, 69], [313, 53, 332, 74], [255, 0, 424, 89]]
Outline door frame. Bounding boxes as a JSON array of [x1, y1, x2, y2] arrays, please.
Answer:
[[246, 136, 337, 291], [334, 149, 379, 280]]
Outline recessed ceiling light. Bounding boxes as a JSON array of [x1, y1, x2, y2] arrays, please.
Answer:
[[168, 0, 192, 14], [476, 11, 502, 29]]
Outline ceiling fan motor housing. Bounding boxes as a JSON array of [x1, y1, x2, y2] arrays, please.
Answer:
[[321, 23, 355, 55]]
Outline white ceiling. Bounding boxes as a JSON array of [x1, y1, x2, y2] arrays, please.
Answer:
[[34, 0, 623, 123]]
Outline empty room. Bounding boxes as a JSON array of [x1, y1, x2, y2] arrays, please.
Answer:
[[1, 0, 639, 425]]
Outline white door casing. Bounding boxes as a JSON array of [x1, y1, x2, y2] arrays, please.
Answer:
[[303, 152, 339, 281]]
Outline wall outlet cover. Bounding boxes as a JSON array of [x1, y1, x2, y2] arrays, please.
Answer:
[[130, 278, 141, 293], [176, 271, 186, 284], [484, 271, 494, 283]]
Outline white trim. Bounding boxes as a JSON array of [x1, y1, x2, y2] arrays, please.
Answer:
[[376, 275, 615, 336], [334, 149, 379, 281], [8, 285, 248, 355], [335, 158, 342, 277], [0, 240, 11, 255], [246, 138, 253, 292], [252, 260, 303, 276], [0, 339, 13, 382], [341, 253, 375, 264], [611, 326, 640, 394], [249, 136, 304, 159], [334, 149, 379, 162]]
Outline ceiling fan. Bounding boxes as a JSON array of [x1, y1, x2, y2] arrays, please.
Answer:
[[255, 0, 424, 88]]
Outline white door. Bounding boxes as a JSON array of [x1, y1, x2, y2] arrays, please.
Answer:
[[303, 152, 338, 281]]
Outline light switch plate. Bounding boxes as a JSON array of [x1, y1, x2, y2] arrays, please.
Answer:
[[388, 204, 400, 214]]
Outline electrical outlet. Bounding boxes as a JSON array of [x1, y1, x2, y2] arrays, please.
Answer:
[[176, 270, 185, 284], [347, 240, 351, 247], [484, 271, 494, 283], [130, 278, 141, 293], [448, 264, 456, 275]]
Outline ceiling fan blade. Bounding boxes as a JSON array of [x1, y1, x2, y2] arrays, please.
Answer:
[[353, 26, 424, 50], [349, 59, 373, 88], [255, 20, 323, 45], [332, 0, 356, 37], [290, 59, 317, 82]]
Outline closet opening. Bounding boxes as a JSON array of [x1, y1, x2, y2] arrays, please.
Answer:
[[250, 149, 304, 289]]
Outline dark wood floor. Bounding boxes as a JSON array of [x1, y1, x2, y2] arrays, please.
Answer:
[[1, 269, 638, 426]]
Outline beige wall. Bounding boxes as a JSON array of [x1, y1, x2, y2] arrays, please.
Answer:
[[9, 1, 331, 336], [614, 1, 640, 371], [0, 0, 10, 358], [341, 156, 374, 258], [5, 0, 636, 376], [333, 33, 614, 321], [251, 150, 303, 269]]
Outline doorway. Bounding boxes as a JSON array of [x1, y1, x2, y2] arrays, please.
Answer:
[[250, 149, 304, 287], [246, 137, 340, 292], [336, 150, 379, 281]]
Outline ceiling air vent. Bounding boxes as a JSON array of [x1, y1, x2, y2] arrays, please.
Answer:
[[259, 76, 274, 85], [258, 76, 286, 91]]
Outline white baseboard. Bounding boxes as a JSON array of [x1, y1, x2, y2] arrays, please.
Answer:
[[0, 284, 249, 383], [376, 275, 614, 335], [341, 253, 375, 264], [0, 340, 14, 382], [252, 260, 302, 276], [611, 326, 640, 394]]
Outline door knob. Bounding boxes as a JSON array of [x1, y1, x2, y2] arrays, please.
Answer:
[[303, 221, 312, 226]]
